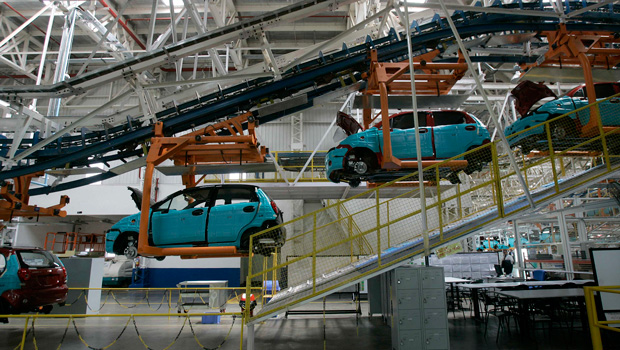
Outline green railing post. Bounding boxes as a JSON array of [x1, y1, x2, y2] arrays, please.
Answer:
[[19, 316, 29, 350], [337, 201, 341, 219], [376, 188, 381, 266], [312, 212, 317, 293], [545, 123, 560, 193], [456, 183, 462, 219], [584, 287, 603, 350], [491, 143, 504, 217], [387, 201, 390, 248], [436, 167, 443, 241], [522, 152, 530, 189], [245, 235, 253, 323], [595, 108, 612, 171]]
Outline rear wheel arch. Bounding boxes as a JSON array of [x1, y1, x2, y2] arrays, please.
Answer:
[[547, 114, 578, 138], [112, 231, 139, 255], [347, 147, 379, 174], [240, 227, 260, 252]]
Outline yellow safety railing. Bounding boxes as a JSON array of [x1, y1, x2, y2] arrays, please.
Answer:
[[326, 199, 375, 257], [584, 286, 620, 350], [28, 287, 265, 316], [3, 312, 243, 350], [1, 287, 260, 349], [244, 93, 620, 322]]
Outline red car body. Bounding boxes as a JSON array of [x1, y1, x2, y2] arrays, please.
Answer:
[[0, 247, 68, 315]]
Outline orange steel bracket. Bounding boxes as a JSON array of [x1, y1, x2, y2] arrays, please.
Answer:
[[137, 113, 266, 258], [363, 49, 469, 172], [520, 26, 620, 137], [0, 172, 69, 221]]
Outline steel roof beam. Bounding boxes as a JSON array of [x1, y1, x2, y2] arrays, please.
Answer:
[[0, 0, 359, 99], [402, 1, 561, 18]]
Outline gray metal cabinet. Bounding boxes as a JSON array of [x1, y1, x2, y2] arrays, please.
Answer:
[[389, 266, 449, 350]]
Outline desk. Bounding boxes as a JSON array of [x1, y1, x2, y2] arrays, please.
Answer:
[[486, 277, 525, 283], [497, 288, 586, 334], [445, 277, 470, 283], [457, 280, 593, 319]]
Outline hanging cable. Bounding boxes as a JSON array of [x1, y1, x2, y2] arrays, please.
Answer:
[[72, 316, 131, 350], [188, 314, 237, 350]]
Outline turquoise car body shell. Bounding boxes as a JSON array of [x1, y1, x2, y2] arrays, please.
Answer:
[[0, 255, 21, 296], [326, 113, 490, 183], [105, 186, 281, 254]]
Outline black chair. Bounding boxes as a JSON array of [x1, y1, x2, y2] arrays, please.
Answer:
[[481, 290, 519, 342]]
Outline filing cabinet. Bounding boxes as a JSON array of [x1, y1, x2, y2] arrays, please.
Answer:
[[389, 266, 449, 350]]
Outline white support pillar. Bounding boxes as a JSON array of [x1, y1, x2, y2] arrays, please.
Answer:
[[557, 200, 575, 280], [573, 197, 589, 243], [513, 220, 524, 278], [147, 0, 158, 50], [291, 113, 304, 151], [47, 8, 78, 127], [402, 6, 429, 257], [30, 5, 56, 109]]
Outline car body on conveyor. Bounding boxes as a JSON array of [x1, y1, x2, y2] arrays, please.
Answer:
[[504, 81, 620, 153], [325, 110, 492, 187], [0, 247, 68, 318], [105, 184, 285, 258]]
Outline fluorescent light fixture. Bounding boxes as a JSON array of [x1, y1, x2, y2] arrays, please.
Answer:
[[161, 0, 185, 7]]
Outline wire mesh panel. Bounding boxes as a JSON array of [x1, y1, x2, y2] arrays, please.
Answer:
[[247, 93, 620, 322]]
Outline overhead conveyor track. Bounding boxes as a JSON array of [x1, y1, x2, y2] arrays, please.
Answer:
[[2, 2, 620, 195]]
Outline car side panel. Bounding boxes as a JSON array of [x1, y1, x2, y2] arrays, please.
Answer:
[[433, 124, 462, 159], [207, 202, 259, 244], [347, 129, 383, 154], [151, 208, 208, 245], [372, 128, 433, 159], [598, 99, 620, 126]]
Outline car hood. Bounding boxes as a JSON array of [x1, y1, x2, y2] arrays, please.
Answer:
[[127, 186, 154, 211], [511, 80, 557, 117], [336, 111, 363, 136]]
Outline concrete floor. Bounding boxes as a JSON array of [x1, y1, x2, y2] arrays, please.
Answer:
[[0, 291, 597, 350]]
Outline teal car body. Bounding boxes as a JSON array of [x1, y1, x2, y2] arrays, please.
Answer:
[[504, 82, 620, 152], [106, 184, 284, 257], [326, 110, 491, 186]]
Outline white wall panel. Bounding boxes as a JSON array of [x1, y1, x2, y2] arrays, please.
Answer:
[[256, 104, 342, 151]]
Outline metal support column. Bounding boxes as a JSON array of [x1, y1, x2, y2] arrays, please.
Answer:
[[574, 197, 588, 242], [513, 220, 524, 278], [557, 200, 575, 280], [31, 5, 56, 109], [46, 8, 78, 132], [403, 6, 429, 257], [247, 323, 255, 350], [434, 0, 535, 208]]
